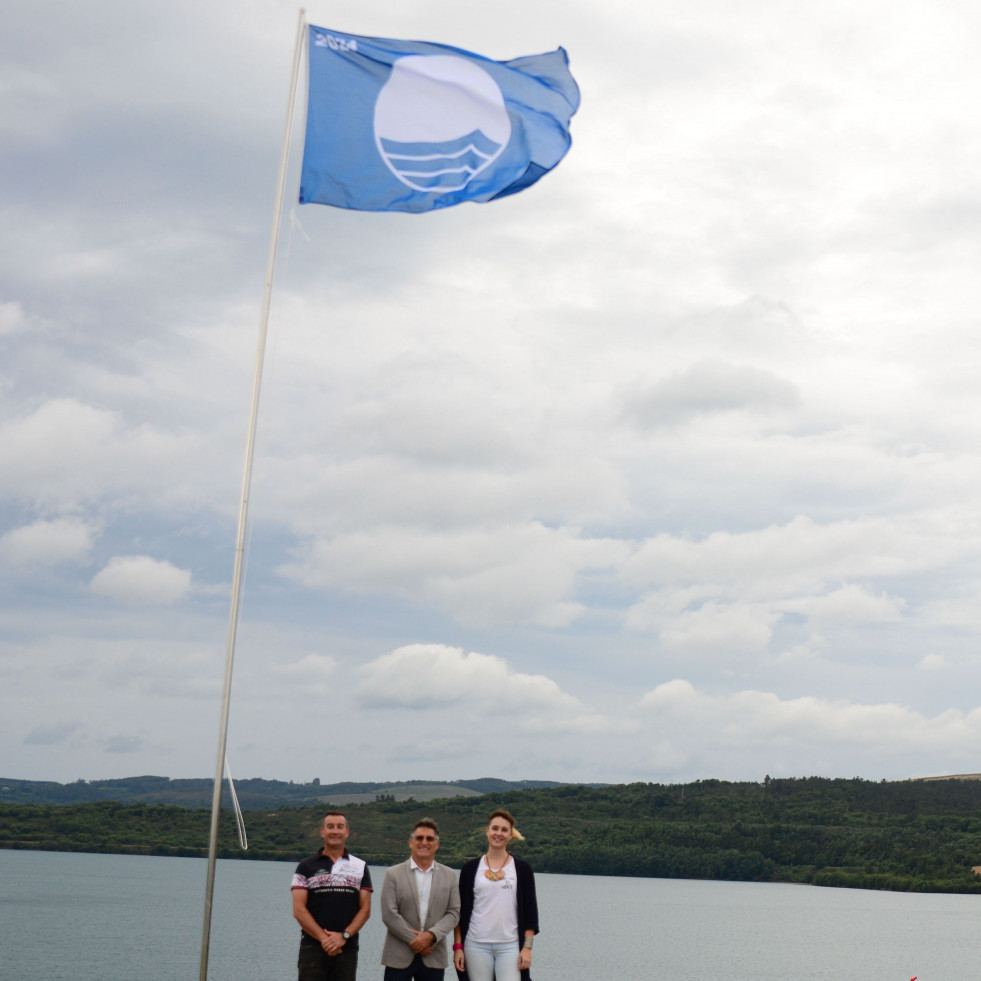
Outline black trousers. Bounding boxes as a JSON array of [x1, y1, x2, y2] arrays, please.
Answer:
[[383, 953, 446, 981], [298, 944, 359, 981]]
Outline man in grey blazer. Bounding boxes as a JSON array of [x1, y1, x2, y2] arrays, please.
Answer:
[[381, 818, 461, 981]]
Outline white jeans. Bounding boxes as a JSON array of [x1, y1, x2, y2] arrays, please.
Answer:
[[463, 939, 520, 981]]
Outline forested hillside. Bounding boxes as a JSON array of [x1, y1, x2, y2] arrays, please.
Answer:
[[3, 777, 981, 894], [0, 775, 561, 808]]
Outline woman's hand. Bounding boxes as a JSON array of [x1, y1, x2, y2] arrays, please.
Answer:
[[518, 947, 532, 971], [454, 948, 466, 972]]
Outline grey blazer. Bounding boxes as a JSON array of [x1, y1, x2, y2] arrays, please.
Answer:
[[380, 860, 461, 969]]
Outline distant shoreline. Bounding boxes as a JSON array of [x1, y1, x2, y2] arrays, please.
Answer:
[[4, 776, 981, 894]]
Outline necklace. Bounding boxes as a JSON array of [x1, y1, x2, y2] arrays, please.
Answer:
[[484, 854, 509, 881]]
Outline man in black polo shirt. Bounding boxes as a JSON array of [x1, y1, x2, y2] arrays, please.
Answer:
[[292, 810, 373, 981]]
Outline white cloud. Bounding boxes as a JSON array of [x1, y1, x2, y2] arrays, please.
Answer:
[[778, 584, 906, 626], [655, 602, 779, 653], [775, 634, 828, 664], [279, 524, 629, 628], [625, 358, 801, 428], [269, 654, 346, 697], [622, 514, 970, 593], [24, 722, 82, 746], [104, 734, 148, 754], [0, 518, 96, 567], [917, 586, 981, 632], [359, 644, 578, 709], [89, 556, 192, 606], [357, 644, 624, 735], [0, 299, 31, 335], [0, 399, 200, 507], [637, 680, 981, 777], [621, 515, 968, 658], [271, 654, 339, 680]]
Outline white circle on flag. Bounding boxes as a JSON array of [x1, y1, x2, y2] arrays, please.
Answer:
[[374, 55, 511, 194]]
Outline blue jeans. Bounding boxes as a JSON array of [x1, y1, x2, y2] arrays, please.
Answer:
[[463, 939, 520, 981]]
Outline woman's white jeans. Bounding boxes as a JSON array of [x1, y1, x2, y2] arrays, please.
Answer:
[[463, 939, 521, 981]]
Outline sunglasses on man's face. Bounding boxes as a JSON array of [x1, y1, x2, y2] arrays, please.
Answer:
[[412, 834, 437, 842]]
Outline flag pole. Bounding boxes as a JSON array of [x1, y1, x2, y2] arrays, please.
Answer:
[[198, 9, 308, 981]]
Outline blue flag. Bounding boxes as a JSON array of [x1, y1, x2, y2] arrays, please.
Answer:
[[299, 26, 581, 213]]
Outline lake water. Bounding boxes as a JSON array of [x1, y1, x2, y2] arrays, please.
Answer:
[[0, 848, 975, 980]]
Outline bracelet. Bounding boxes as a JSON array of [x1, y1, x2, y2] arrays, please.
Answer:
[[453, 943, 464, 950], [522, 937, 534, 950]]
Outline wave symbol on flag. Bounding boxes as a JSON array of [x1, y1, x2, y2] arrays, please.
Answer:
[[374, 55, 511, 194], [378, 131, 504, 193]]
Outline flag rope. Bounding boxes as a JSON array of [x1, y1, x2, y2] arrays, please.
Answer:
[[225, 757, 248, 851]]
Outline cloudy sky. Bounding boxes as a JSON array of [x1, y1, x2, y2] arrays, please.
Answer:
[[4, 0, 981, 787]]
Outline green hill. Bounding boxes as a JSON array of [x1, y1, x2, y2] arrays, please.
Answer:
[[0, 775, 562, 809], [4, 776, 981, 894]]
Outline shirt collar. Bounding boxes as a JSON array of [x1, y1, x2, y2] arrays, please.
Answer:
[[410, 857, 435, 873]]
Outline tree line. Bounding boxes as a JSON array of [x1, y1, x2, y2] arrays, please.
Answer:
[[0, 775, 561, 808], [3, 777, 981, 894]]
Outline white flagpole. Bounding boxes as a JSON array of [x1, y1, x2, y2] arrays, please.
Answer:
[[198, 9, 308, 981]]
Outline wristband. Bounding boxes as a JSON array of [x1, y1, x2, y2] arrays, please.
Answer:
[[522, 937, 534, 950], [453, 943, 464, 950]]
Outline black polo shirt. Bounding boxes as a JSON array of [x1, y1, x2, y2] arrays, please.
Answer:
[[292, 848, 373, 949]]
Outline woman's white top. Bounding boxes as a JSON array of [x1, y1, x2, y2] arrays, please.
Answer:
[[467, 855, 519, 943]]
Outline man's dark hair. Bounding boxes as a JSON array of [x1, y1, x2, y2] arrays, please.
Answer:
[[413, 817, 439, 838], [323, 810, 348, 825]]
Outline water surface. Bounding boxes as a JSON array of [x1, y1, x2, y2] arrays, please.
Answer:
[[1, 849, 974, 979]]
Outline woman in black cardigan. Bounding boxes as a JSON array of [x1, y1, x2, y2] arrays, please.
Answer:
[[453, 808, 539, 981]]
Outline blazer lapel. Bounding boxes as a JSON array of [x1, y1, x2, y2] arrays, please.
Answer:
[[422, 863, 447, 928], [405, 861, 423, 928]]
